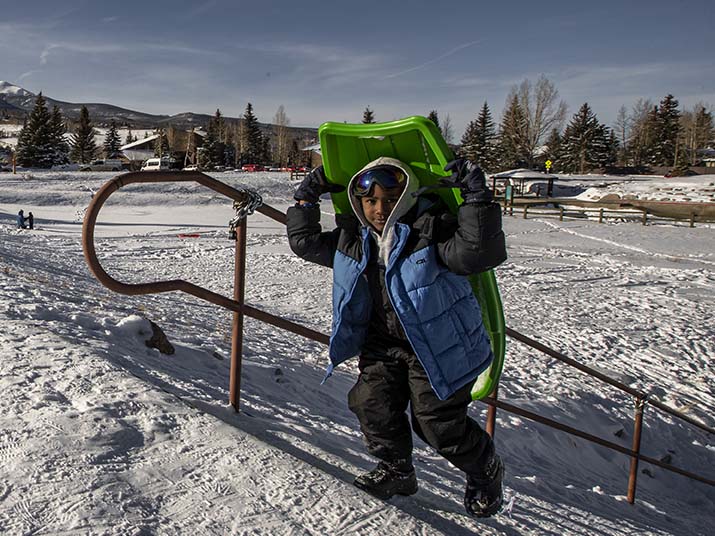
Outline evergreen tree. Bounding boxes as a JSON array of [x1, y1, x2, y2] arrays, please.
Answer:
[[198, 116, 221, 170], [560, 103, 613, 173], [153, 128, 171, 158], [362, 106, 375, 124], [70, 106, 98, 164], [242, 103, 264, 163], [16, 93, 58, 168], [125, 127, 135, 145], [651, 94, 681, 167], [460, 102, 499, 171], [427, 110, 440, 130], [287, 138, 301, 167], [497, 93, 528, 169], [103, 119, 122, 158], [49, 106, 69, 166], [544, 128, 563, 171], [15, 117, 34, 168]]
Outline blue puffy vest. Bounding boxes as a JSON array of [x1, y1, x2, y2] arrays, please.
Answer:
[[327, 222, 494, 401]]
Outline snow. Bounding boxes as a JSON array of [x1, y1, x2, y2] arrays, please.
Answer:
[[0, 81, 33, 97], [0, 171, 713, 535]]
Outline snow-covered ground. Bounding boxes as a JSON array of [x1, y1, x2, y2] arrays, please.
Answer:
[[0, 171, 713, 535]]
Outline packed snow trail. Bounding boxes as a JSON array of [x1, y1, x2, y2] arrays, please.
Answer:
[[0, 171, 713, 535]]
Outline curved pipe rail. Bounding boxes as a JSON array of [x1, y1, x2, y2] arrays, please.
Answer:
[[81, 171, 327, 344], [82, 171, 713, 502]]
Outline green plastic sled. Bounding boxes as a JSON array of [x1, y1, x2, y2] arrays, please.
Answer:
[[318, 116, 505, 400]]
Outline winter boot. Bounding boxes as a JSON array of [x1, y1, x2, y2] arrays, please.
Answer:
[[464, 451, 504, 518], [354, 459, 418, 500]]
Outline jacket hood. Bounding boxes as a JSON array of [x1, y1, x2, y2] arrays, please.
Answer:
[[348, 157, 420, 263]]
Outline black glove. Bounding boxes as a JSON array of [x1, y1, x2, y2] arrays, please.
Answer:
[[444, 158, 493, 204], [294, 165, 345, 204]]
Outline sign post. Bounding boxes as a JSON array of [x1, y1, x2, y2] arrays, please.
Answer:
[[545, 159, 554, 197]]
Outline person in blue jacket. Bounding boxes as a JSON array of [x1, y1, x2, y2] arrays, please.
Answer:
[[286, 156, 507, 517], [16, 209, 27, 229]]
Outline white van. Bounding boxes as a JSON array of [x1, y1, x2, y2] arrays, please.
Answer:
[[141, 158, 172, 171]]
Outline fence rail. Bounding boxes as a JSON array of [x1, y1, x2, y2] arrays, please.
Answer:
[[82, 171, 714, 509], [504, 203, 712, 227]]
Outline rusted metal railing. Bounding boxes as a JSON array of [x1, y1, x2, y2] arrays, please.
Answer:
[[82, 171, 713, 506]]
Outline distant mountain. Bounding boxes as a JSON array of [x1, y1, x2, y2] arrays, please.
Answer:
[[0, 81, 317, 140]]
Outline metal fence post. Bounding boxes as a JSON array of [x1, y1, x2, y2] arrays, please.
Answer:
[[230, 220, 248, 412], [627, 397, 646, 504], [486, 386, 498, 438], [599, 208, 604, 223]]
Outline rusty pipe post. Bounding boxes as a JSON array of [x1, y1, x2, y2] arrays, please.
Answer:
[[627, 397, 646, 504], [486, 386, 498, 438], [230, 220, 248, 412]]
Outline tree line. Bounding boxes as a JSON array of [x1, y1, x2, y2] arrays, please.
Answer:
[[11, 79, 714, 174], [364, 76, 714, 174], [12, 96, 309, 170]]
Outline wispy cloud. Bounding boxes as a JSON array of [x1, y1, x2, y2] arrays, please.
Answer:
[[102, 16, 120, 23], [18, 70, 39, 82], [385, 40, 482, 79]]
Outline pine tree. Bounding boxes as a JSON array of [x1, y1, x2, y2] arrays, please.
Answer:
[[560, 103, 612, 173], [544, 128, 563, 171], [651, 94, 681, 167], [125, 127, 135, 145], [49, 105, 69, 166], [460, 102, 498, 172], [15, 117, 34, 168], [242, 103, 264, 163], [427, 110, 440, 130], [70, 106, 98, 164], [103, 119, 122, 158], [15, 93, 56, 168], [497, 94, 528, 169], [362, 106, 375, 124], [153, 128, 171, 158]]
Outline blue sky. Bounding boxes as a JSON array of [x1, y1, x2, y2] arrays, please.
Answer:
[[1, 0, 713, 138]]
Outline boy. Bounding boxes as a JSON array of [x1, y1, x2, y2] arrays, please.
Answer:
[[286, 156, 506, 517]]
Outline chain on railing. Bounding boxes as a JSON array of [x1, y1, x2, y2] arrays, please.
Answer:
[[82, 171, 714, 507]]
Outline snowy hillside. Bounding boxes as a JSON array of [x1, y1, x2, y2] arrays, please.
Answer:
[[0, 171, 713, 535]]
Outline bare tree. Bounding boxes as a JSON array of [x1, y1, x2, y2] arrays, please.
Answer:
[[613, 105, 630, 165], [441, 114, 454, 144], [628, 98, 655, 167], [679, 102, 713, 165], [273, 105, 290, 167], [513, 75, 568, 168]]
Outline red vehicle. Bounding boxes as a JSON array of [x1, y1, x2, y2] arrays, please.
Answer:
[[241, 164, 265, 172]]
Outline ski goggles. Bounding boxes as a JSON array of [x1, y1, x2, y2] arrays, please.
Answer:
[[352, 166, 408, 197]]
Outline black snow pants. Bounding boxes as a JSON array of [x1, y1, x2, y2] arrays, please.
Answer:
[[347, 346, 493, 476]]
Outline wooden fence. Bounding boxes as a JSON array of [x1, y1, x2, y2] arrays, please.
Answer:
[[506, 204, 711, 228]]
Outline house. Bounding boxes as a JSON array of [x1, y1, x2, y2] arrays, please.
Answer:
[[120, 127, 205, 169]]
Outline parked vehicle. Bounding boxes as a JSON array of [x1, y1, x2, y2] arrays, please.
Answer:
[[80, 159, 125, 172], [241, 164, 264, 172], [141, 158, 172, 171]]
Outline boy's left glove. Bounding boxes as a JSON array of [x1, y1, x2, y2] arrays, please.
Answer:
[[444, 158, 494, 204], [294, 165, 345, 204]]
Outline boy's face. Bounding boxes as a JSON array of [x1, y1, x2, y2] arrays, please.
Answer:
[[360, 183, 404, 233]]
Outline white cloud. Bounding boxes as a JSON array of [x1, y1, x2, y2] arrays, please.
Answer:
[[385, 40, 482, 79]]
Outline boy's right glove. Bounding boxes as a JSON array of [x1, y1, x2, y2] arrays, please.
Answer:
[[294, 165, 345, 204], [444, 158, 494, 204]]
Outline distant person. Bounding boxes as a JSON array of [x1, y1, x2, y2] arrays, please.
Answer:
[[16, 209, 27, 229], [286, 158, 507, 517], [27, 212, 34, 230]]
